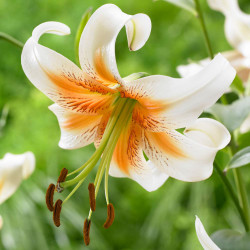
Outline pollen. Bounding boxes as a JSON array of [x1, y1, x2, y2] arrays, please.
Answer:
[[88, 183, 96, 212], [53, 199, 63, 227], [56, 168, 68, 193], [83, 219, 91, 246], [46, 183, 55, 212], [103, 203, 115, 229]]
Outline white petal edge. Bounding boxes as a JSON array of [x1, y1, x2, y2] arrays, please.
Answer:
[[0, 152, 35, 204], [109, 160, 169, 192], [195, 216, 221, 250], [49, 104, 103, 149], [143, 118, 230, 182], [124, 54, 236, 129], [207, 0, 239, 14], [79, 4, 151, 83]]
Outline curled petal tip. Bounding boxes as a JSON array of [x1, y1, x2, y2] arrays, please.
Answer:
[[32, 21, 71, 43]]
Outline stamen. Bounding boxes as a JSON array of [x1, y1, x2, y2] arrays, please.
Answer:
[[83, 219, 91, 246], [46, 183, 55, 212], [56, 168, 68, 193], [88, 183, 96, 212], [53, 199, 63, 227], [103, 203, 115, 229]]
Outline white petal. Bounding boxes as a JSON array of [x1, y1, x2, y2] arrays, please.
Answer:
[[240, 114, 250, 133], [49, 104, 104, 149], [178, 51, 250, 83], [143, 118, 230, 182], [0, 215, 3, 230], [21, 22, 115, 115], [109, 123, 168, 191], [0, 152, 35, 204], [208, 0, 250, 56], [207, 0, 239, 14], [123, 54, 236, 129], [79, 4, 151, 83], [195, 216, 221, 250]]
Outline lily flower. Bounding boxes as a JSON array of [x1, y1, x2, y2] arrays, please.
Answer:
[[207, 0, 250, 58], [0, 152, 35, 228], [21, 4, 235, 244], [195, 216, 220, 250]]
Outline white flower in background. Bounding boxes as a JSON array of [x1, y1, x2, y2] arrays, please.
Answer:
[[195, 216, 220, 250], [208, 0, 250, 58], [0, 152, 35, 204], [177, 0, 250, 133]]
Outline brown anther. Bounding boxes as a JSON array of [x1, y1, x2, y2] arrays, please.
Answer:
[[88, 183, 96, 212], [103, 203, 115, 229], [83, 219, 91, 246], [46, 184, 55, 212], [53, 199, 63, 227], [57, 168, 68, 183]]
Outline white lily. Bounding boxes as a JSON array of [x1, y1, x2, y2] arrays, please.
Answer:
[[208, 0, 250, 58], [195, 216, 220, 250], [0, 152, 35, 204], [21, 4, 234, 239]]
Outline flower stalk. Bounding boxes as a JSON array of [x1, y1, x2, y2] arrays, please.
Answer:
[[193, 0, 214, 59], [0, 32, 23, 48], [214, 163, 249, 231]]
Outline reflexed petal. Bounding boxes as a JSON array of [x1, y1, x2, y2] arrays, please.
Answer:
[[0, 152, 35, 204], [109, 122, 168, 191], [123, 54, 236, 130], [143, 118, 230, 182], [195, 216, 220, 250], [177, 51, 250, 83], [240, 114, 250, 133], [49, 104, 104, 149], [79, 4, 151, 84], [21, 22, 116, 115]]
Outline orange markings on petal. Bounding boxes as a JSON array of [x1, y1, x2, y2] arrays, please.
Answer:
[[0, 179, 4, 194], [94, 48, 118, 85], [62, 112, 102, 131], [113, 122, 143, 175], [149, 132, 186, 158]]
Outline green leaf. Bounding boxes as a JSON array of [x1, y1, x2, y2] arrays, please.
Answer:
[[123, 72, 150, 81], [75, 7, 92, 65], [211, 229, 250, 250], [207, 97, 250, 132], [156, 0, 197, 15], [226, 146, 250, 171]]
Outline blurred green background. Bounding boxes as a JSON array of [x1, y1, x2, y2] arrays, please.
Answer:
[[0, 0, 250, 249]]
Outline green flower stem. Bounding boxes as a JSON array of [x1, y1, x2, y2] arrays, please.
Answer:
[[214, 163, 249, 231], [194, 0, 214, 59], [0, 32, 23, 48], [62, 98, 135, 188], [66, 96, 126, 177], [233, 168, 250, 231]]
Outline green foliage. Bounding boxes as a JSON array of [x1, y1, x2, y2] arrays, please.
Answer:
[[226, 147, 250, 171], [0, 0, 250, 249], [75, 7, 92, 65], [157, 0, 197, 15], [207, 97, 250, 132], [212, 229, 250, 250]]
